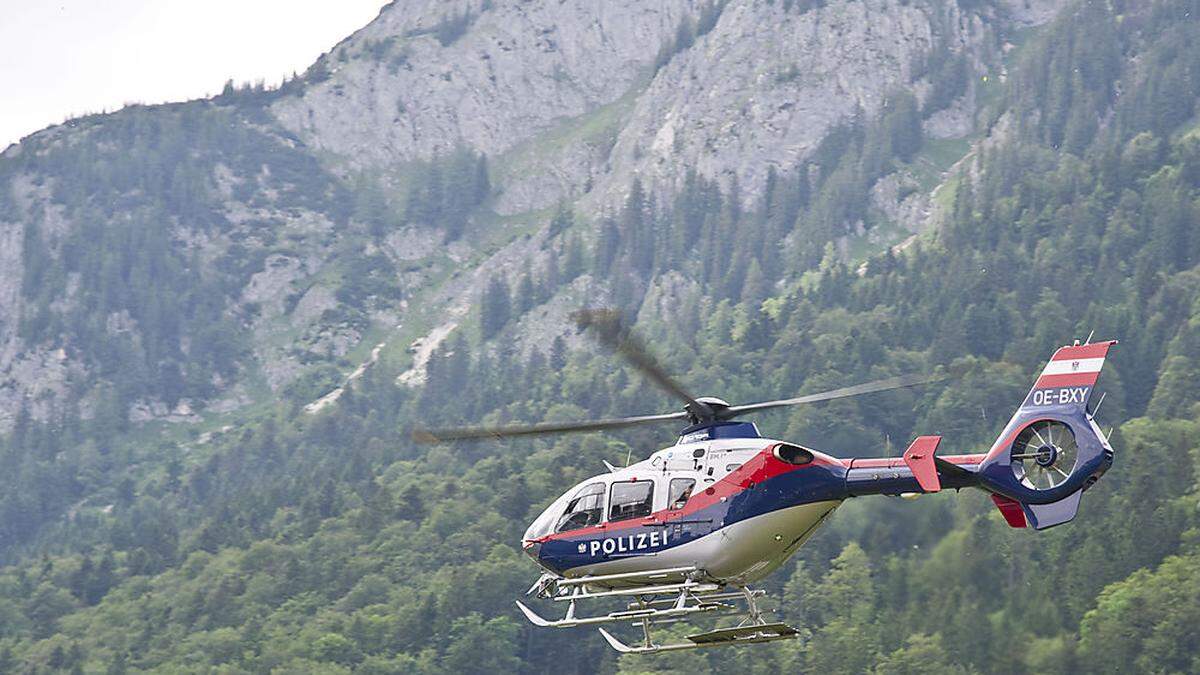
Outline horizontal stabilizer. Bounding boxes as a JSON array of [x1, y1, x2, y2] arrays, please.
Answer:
[[1022, 489, 1083, 530], [903, 436, 942, 492]]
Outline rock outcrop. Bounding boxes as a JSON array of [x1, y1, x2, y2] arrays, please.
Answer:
[[0, 0, 1073, 432]]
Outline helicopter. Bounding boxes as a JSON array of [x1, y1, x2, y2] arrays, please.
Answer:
[[415, 311, 1118, 654]]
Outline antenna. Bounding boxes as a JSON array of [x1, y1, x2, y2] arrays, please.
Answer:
[[1085, 329, 1095, 345], [1089, 391, 1107, 419]]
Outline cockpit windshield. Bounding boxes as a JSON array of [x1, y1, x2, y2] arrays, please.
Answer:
[[555, 482, 605, 532], [524, 492, 570, 541], [523, 480, 606, 540]]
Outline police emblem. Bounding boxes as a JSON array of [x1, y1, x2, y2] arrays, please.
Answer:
[[577, 543, 588, 553]]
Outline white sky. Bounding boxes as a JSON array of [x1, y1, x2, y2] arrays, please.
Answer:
[[0, 0, 388, 149]]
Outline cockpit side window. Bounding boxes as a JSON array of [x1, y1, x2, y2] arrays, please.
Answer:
[[668, 478, 695, 510], [609, 480, 654, 522], [555, 482, 605, 533]]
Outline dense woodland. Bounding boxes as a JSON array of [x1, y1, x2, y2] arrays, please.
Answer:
[[1, 0, 1199, 672]]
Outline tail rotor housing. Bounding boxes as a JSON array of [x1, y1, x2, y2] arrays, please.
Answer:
[[977, 340, 1118, 529]]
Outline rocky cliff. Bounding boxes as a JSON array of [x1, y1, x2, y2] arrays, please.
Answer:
[[0, 0, 1071, 432], [273, 0, 1064, 215]]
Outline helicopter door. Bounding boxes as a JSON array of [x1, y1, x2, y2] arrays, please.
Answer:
[[667, 476, 697, 510], [608, 480, 655, 522]]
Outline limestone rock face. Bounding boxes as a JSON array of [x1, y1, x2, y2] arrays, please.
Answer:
[[270, 0, 697, 169], [589, 0, 940, 211], [0, 0, 1074, 431], [271, 0, 1068, 216]]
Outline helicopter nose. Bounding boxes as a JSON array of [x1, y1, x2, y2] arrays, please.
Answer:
[[522, 539, 542, 561]]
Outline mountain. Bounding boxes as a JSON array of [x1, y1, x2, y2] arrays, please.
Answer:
[[2, 0, 1200, 672], [0, 0, 1058, 435]]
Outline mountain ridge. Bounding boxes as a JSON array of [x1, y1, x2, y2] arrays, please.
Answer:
[[0, 0, 1066, 434]]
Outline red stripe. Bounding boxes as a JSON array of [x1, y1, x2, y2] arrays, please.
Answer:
[[1051, 341, 1115, 361], [1034, 372, 1098, 388], [852, 458, 906, 468], [984, 424, 1027, 462], [850, 453, 984, 469]]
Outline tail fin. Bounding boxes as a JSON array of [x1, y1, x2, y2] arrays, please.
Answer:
[[1020, 340, 1117, 412], [977, 340, 1118, 530]]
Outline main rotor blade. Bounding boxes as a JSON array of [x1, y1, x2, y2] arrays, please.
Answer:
[[412, 410, 689, 443], [573, 309, 711, 417], [723, 372, 943, 418]]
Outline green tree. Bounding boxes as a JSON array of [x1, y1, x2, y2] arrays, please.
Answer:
[[480, 276, 512, 340], [1080, 554, 1200, 674]]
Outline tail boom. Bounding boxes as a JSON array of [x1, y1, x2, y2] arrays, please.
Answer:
[[846, 341, 1118, 531], [844, 449, 984, 497]]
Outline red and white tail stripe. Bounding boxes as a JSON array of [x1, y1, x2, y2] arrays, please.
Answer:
[[1033, 341, 1117, 389]]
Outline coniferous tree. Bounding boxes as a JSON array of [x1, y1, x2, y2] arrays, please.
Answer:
[[514, 273, 535, 314], [593, 216, 620, 275], [549, 336, 567, 370], [479, 276, 511, 340]]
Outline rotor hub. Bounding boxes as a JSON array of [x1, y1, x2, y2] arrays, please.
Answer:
[[686, 396, 731, 424], [1011, 420, 1079, 490], [1034, 444, 1058, 467]]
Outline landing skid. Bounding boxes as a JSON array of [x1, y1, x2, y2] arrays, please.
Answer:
[[599, 621, 800, 654], [517, 567, 800, 653]]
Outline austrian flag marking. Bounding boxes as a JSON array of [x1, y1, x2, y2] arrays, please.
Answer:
[[1034, 355, 1105, 389], [1023, 340, 1117, 406]]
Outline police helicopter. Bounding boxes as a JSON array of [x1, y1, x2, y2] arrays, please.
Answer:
[[415, 311, 1117, 654]]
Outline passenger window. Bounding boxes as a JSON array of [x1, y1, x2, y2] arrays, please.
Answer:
[[609, 480, 654, 522], [726, 463, 742, 473], [668, 478, 695, 510], [555, 483, 605, 532]]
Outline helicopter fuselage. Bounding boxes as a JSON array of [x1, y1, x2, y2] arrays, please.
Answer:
[[522, 424, 984, 587], [501, 340, 1116, 652]]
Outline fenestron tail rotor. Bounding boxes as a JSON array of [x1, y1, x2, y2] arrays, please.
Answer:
[[1010, 420, 1079, 490], [412, 308, 946, 443]]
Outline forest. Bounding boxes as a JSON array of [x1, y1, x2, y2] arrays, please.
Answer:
[[0, 0, 1198, 673]]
